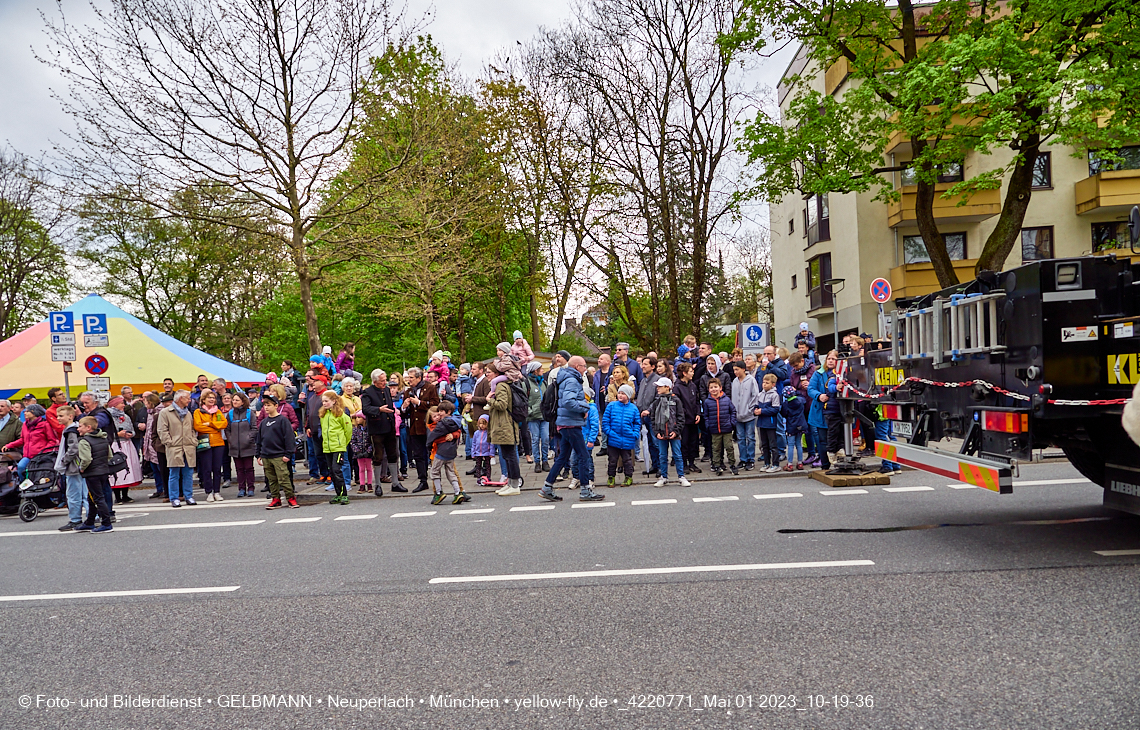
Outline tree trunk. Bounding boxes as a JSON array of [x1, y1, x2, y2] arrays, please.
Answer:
[[297, 271, 322, 355], [424, 301, 436, 356], [457, 297, 468, 363], [690, 227, 707, 341], [910, 139, 959, 289], [976, 142, 1040, 275]]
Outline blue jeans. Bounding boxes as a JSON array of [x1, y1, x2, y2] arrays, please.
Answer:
[[776, 413, 787, 459], [787, 431, 805, 465], [341, 448, 353, 486], [65, 474, 86, 523], [642, 420, 659, 471], [875, 421, 901, 470], [306, 434, 329, 477], [544, 426, 592, 495], [735, 420, 756, 463], [811, 425, 831, 468], [656, 437, 684, 479], [16, 456, 30, 481], [168, 466, 194, 502], [528, 420, 549, 464], [804, 424, 817, 456], [398, 427, 408, 472]]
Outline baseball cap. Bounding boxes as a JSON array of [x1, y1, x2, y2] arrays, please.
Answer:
[[262, 393, 279, 404], [655, 377, 673, 388]]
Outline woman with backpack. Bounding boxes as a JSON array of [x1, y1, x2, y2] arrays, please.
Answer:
[[226, 392, 258, 497]]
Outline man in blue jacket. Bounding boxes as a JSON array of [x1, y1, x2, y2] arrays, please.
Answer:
[[539, 356, 605, 502]]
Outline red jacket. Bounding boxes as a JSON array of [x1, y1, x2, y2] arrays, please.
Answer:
[[46, 403, 65, 438], [7, 418, 58, 458]]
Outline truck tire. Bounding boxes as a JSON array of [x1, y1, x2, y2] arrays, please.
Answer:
[[1061, 446, 1105, 488]]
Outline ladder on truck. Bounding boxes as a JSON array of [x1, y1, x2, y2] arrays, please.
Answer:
[[892, 292, 1006, 368]]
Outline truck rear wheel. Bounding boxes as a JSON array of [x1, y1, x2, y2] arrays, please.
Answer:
[[1061, 446, 1105, 488]]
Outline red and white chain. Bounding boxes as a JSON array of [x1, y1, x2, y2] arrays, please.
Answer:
[[840, 376, 1129, 407]]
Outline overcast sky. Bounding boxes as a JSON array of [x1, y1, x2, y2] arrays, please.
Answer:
[[0, 0, 793, 158]]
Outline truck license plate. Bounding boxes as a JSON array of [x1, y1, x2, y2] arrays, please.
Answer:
[[891, 420, 913, 438]]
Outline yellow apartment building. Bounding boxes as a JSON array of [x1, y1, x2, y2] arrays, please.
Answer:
[[769, 48, 1140, 354]]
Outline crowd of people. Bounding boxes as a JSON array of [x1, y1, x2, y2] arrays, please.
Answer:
[[0, 329, 901, 529]]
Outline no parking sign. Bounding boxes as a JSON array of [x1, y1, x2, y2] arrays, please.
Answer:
[[870, 278, 893, 304]]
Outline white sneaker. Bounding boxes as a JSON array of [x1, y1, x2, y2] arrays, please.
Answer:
[[679, 476, 692, 487], [205, 493, 215, 502], [498, 486, 521, 496], [768, 465, 781, 473], [569, 478, 580, 490], [654, 477, 666, 487], [214, 492, 224, 501]]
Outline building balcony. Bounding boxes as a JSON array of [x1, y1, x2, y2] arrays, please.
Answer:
[[889, 259, 980, 300], [884, 109, 976, 155], [887, 184, 1001, 228], [1074, 169, 1140, 215]]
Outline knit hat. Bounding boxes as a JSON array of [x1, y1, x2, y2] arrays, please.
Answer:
[[655, 377, 673, 388], [513, 330, 524, 341], [432, 350, 444, 361], [618, 384, 635, 399], [25, 404, 46, 417], [556, 349, 571, 362], [782, 385, 798, 399], [478, 413, 489, 421], [265, 372, 279, 384], [442, 351, 452, 359], [526, 360, 542, 374], [677, 344, 689, 357], [322, 345, 332, 355], [496, 342, 511, 355], [799, 322, 809, 331]]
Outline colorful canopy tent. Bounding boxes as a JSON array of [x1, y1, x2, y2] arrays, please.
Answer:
[[0, 294, 267, 400]]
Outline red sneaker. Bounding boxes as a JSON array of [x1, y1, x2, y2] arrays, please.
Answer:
[[266, 498, 282, 510], [287, 497, 299, 509]]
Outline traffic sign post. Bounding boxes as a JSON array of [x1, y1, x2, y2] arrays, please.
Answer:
[[82, 314, 108, 335], [869, 278, 893, 304]]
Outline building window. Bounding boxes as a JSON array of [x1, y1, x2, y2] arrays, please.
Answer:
[[807, 253, 833, 311], [1021, 226, 1054, 261], [806, 194, 830, 246], [791, 274, 797, 290], [788, 218, 795, 235], [1032, 152, 1052, 189], [900, 161, 964, 187], [1089, 145, 1140, 176], [902, 232, 966, 264], [1092, 222, 1129, 252]]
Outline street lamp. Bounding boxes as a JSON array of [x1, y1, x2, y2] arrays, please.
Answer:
[[823, 277, 845, 351]]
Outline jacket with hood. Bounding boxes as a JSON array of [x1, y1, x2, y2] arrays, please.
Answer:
[[426, 414, 463, 461], [762, 357, 791, 393], [808, 367, 839, 429], [674, 379, 701, 425], [554, 367, 589, 428], [53, 422, 82, 476], [226, 406, 258, 458], [526, 370, 546, 421], [320, 408, 352, 453], [730, 375, 760, 424], [698, 359, 733, 403], [510, 338, 535, 364], [702, 393, 737, 434], [7, 417, 57, 458], [77, 429, 112, 477], [601, 399, 641, 449], [781, 388, 809, 435], [649, 391, 682, 440], [488, 381, 520, 445], [755, 386, 782, 430], [583, 400, 599, 445]]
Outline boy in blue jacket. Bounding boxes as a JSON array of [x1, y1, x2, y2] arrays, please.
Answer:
[[702, 379, 738, 476], [570, 384, 601, 490], [756, 373, 782, 472], [601, 384, 639, 486], [780, 385, 808, 471]]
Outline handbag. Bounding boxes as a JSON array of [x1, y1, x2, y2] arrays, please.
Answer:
[[107, 451, 130, 473], [197, 436, 211, 451]]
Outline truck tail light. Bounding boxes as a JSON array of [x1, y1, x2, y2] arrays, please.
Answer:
[[981, 411, 1028, 433], [882, 404, 902, 420]]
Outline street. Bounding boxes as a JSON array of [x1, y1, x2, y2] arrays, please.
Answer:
[[1, 459, 1137, 729]]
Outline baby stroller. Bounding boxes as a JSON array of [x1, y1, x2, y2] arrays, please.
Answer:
[[0, 453, 18, 516], [16, 452, 66, 522]]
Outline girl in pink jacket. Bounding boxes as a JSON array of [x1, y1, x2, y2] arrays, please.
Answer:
[[510, 330, 534, 365]]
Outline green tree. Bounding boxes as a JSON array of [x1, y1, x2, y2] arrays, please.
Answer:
[[726, 0, 1140, 286]]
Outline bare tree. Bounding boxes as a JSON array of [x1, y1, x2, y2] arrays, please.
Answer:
[[41, 0, 408, 354]]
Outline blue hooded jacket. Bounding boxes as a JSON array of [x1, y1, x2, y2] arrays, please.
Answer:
[[781, 386, 809, 435], [584, 400, 599, 445], [601, 399, 641, 449], [554, 367, 589, 428], [702, 393, 737, 434], [807, 367, 838, 428]]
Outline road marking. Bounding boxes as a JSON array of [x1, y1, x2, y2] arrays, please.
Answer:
[[391, 511, 437, 518], [631, 499, 677, 506], [883, 486, 935, 493], [451, 508, 494, 515], [333, 514, 377, 521], [1093, 549, 1140, 556], [571, 502, 616, 509], [819, 490, 868, 496], [510, 505, 556, 512], [112, 520, 266, 532], [429, 559, 876, 584], [693, 496, 740, 503], [753, 493, 803, 500], [113, 500, 267, 513], [947, 484, 979, 489], [0, 586, 241, 603], [276, 517, 321, 524]]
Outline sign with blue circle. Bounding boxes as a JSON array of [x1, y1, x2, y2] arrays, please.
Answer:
[[740, 322, 769, 353], [747, 325, 764, 342], [85, 354, 109, 375], [870, 278, 893, 304]]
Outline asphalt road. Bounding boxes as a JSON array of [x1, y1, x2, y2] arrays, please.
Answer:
[[1, 460, 1137, 729]]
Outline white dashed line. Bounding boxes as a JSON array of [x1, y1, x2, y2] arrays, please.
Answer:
[[631, 499, 677, 506], [693, 496, 740, 503], [947, 484, 979, 489], [0, 586, 241, 603], [276, 517, 321, 523], [451, 508, 494, 515], [883, 486, 935, 493], [391, 511, 437, 518], [333, 514, 377, 521], [112, 520, 266, 532], [429, 559, 876, 584], [571, 502, 616, 509], [1094, 549, 1140, 556], [510, 505, 557, 512], [753, 493, 803, 500], [819, 490, 869, 496]]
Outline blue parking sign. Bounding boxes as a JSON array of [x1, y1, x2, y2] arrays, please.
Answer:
[[49, 311, 74, 333], [83, 314, 108, 334]]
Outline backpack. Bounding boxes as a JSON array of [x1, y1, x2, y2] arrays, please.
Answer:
[[509, 379, 530, 424], [541, 373, 560, 423]]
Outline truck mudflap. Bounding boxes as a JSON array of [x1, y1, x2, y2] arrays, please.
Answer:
[[1104, 463, 1140, 514], [874, 441, 1014, 493]]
